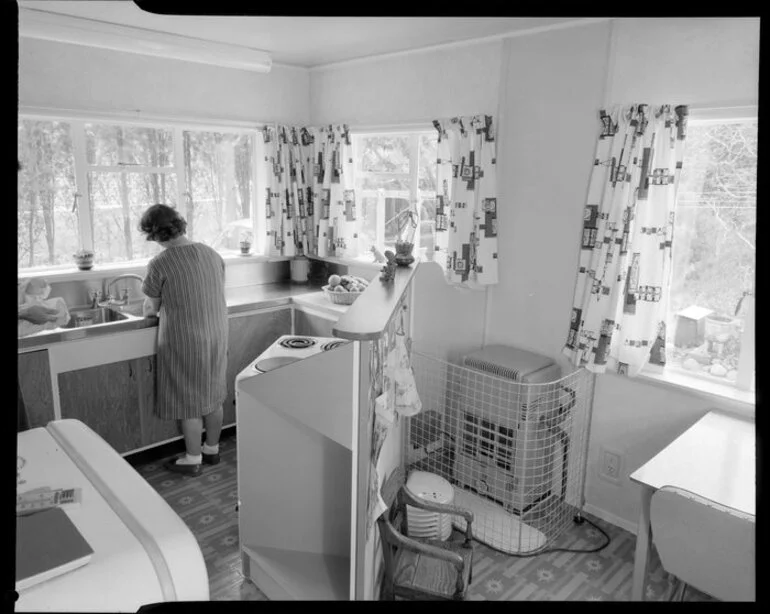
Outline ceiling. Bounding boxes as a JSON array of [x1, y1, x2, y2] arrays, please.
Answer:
[[18, 1, 589, 68]]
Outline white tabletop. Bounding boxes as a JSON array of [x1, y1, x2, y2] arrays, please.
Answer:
[[629, 410, 755, 515], [17, 420, 209, 611]]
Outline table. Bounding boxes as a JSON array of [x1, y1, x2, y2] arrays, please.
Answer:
[[629, 410, 755, 601]]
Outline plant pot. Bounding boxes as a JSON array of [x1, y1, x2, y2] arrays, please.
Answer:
[[74, 258, 94, 271], [239, 242, 252, 256], [394, 240, 414, 267]]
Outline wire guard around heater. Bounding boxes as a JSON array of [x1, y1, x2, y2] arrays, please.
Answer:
[[404, 351, 594, 556]]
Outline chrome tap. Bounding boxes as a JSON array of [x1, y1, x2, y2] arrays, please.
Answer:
[[89, 289, 103, 309], [103, 273, 144, 307]]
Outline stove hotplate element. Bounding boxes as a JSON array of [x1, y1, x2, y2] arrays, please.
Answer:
[[320, 340, 348, 352], [279, 336, 317, 350]]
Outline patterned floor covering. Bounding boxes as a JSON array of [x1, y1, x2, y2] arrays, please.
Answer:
[[134, 433, 715, 602]]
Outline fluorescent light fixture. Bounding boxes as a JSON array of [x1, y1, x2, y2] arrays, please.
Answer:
[[19, 8, 273, 73]]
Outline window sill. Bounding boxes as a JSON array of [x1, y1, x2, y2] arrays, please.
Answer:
[[637, 364, 755, 418], [19, 254, 292, 283]]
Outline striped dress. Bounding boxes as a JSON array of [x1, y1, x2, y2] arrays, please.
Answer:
[[142, 243, 228, 420]]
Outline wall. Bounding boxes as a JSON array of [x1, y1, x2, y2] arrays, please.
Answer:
[[19, 38, 311, 124], [310, 41, 502, 125], [608, 17, 760, 106]]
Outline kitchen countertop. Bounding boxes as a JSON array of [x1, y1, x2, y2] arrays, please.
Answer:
[[18, 282, 348, 352]]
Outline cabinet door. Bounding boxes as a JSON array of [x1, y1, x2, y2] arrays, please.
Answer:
[[18, 350, 55, 429], [58, 360, 142, 453], [294, 309, 336, 338], [135, 355, 180, 447], [224, 307, 292, 425]]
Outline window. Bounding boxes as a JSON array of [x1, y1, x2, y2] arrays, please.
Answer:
[[351, 131, 438, 261], [17, 114, 256, 271], [183, 130, 254, 254], [85, 123, 175, 263], [18, 119, 79, 269], [665, 114, 756, 393]]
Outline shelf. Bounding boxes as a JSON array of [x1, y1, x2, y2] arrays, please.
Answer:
[[242, 544, 350, 601]]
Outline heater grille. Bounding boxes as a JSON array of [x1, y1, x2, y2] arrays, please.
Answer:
[[404, 347, 593, 555]]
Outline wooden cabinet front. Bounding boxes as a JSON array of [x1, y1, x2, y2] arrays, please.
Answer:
[[18, 350, 55, 429], [224, 307, 292, 426], [134, 355, 180, 447], [58, 360, 143, 454]]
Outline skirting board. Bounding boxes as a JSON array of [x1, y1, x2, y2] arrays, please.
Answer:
[[583, 503, 638, 536]]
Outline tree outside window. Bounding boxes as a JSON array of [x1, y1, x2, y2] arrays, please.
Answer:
[[17, 116, 256, 270], [352, 131, 438, 261], [667, 118, 756, 390]]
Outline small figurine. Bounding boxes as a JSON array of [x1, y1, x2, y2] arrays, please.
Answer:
[[379, 250, 397, 282], [370, 245, 387, 264]]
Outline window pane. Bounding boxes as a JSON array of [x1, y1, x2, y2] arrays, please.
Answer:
[[18, 120, 80, 269], [86, 124, 175, 167], [353, 133, 438, 258], [668, 120, 757, 385], [419, 133, 438, 192], [183, 131, 254, 255], [384, 197, 411, 245], [89, 171, 175, 263], [358, 136, 410, 173], [358, 196, 378, 253]]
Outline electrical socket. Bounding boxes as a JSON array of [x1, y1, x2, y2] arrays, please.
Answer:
[[599, 448, 623, 483]]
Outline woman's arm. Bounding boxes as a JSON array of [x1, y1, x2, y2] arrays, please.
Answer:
[[143, 296, 161, 317]]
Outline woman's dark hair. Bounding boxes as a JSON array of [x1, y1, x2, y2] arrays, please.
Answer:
[[139, 204, 187, 242]]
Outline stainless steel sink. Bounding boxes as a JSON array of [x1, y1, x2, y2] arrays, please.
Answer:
[[64, 307, 130, 328], [112, 300, 146, 318]]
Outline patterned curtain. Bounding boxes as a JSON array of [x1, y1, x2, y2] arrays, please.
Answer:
[[433, 115, 498, 288], [314, 125, 360, 260], [261, 124, 358, 259], [563, 104, 689, 376], [262, 125, 316, 257]]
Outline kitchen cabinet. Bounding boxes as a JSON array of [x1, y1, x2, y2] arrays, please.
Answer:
[[18, 350, 55, 429], [134, 355, 180, 447], [224, 307, 292, 426], [58, 359, 143, 454], [294, 308, 336, 338]]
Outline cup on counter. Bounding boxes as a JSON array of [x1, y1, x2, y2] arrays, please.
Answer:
[[290, 256, 309, 283]]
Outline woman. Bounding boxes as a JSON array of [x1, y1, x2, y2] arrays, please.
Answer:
[[139, 204, 228, 476]]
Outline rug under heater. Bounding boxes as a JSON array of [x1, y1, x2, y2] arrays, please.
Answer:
[[452, 489, 548, 554]]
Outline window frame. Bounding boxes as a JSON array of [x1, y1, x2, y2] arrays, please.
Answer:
[[349, 124, 438, 264], [18, 107, 264, 274], [640, 105, 756, 408]]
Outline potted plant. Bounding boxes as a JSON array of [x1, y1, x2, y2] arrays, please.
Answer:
[[73, 249, 95, 271], [239, 231, 253, 256]]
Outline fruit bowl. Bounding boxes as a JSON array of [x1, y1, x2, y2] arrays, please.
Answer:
[[322, 285, 362, 305]]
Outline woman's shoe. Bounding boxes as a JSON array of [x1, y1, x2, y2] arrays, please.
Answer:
[[164, 458, 202, 476], [202, 452, 220, 465]]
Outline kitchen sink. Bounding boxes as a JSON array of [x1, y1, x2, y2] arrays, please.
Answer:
[[112, 300, 146, 318], [64, 307, 130, 328]]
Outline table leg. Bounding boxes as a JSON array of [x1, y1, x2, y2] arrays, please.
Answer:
[[631, 485, 654, 601]]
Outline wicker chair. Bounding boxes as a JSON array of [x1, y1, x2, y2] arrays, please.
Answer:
[[377, 468, 475, 601]]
